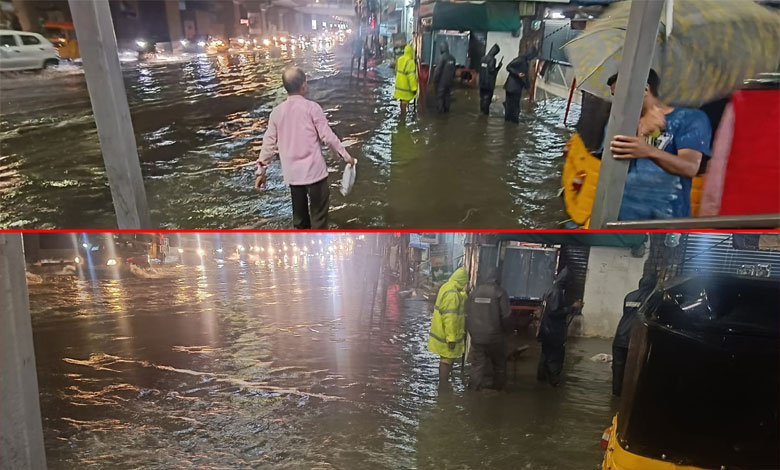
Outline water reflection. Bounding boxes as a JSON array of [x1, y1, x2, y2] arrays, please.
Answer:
[[1, 46, 575, 228], [28, 251, 614, 469]]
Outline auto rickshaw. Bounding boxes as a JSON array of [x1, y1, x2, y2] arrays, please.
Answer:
[[601, 275, 779, 470], [43, 21, 79, 60]]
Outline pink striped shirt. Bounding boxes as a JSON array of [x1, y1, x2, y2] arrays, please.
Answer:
[[257, 95, 352, 186]]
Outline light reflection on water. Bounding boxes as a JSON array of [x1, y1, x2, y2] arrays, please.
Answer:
[[1, 47, 576, 229], [29, 251, 613, 469]]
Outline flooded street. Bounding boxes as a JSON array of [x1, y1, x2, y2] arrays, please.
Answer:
[[28, 249, 614, 469], [1, 46, 574, 229]]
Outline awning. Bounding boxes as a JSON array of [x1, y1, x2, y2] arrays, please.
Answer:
[[423, 2, 522, 32], [496, 233, 647, 249]]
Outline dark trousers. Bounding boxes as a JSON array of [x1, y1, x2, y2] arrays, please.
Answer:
[[469, 341, 507, 390], [612, 345, 628, 396], [351, 55, 361, 76], [479, 88, 493, 115], [504, 91, 522, 123], [537, 341, 565, 386], [289, 177, 329, 229], [436, 86, 451, 113]]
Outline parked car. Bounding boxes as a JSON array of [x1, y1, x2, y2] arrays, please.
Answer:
[[600, 275, 779, 470], [0, 30, 59, 72]]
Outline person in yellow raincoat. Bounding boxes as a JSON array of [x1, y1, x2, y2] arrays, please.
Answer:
[[394, 44, 418, 117], [427, 267, 469, 389]]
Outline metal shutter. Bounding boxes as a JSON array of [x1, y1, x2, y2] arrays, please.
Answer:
[[681, 233, 779, 280]]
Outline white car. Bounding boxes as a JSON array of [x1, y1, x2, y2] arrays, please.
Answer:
[[0, 30, 59, 72]]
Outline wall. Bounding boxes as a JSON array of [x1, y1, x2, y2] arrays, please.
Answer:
[[485, 31, 520, 87], [581, 246, 647, 338]]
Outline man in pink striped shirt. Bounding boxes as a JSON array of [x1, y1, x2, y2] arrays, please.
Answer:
[[255, 67, 355, 229]]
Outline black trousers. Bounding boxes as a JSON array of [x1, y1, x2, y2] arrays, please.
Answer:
[[289, 177, 329, 229], [612, 345, 629, 396], [436, 86, 451, 113], [504, 91, 522, 123], [479, 88, 493, 115], [469, 341, 507, 390], [537, 341, 565, 386]]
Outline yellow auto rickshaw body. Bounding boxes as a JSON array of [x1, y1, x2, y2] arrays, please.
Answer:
[[561, 132, 705, 226], [44, 21, 80, 60], [602, 415, 707, 470]]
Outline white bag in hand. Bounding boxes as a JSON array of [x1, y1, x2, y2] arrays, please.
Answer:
[[340, 160, 356, 196]]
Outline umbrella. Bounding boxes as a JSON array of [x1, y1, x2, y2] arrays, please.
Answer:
[[564, 0, 780, 106]]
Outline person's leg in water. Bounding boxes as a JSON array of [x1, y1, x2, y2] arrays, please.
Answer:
[[479, 89, 492, 115], [290, 184, 312, 229], [505, 92, 521, 123], [307, 177, 330, 230], [537, 343, 549, 383], [439, 356, 454, 390], [612, 345, 628, 396], [400, 100, 407, 118], [547, 343, 565, 387], [488, 342, 507, 390], [469, 344, 489, 390]]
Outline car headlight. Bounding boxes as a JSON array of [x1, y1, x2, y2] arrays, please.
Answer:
[[106, 258, 117, 266], [136, 40, 147, 49], [263, 39, 271, 46], [197, 41, 206, 47], [177, 248, 184, 254], [74, 256, 82, 264], [196, 249, 205, 256], [180, 39, 189, 47]]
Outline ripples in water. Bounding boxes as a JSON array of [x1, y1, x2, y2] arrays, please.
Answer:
[[1, 46, 577, 228], [29, 254, 613, 469]]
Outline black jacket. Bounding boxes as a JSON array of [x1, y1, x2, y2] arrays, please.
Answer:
[[613, 275, 657, 349], [466, 276, 511, 345], [538, 267, 574, 346], [433, 42, 456, 92], [478, 44, 501, 91], [504, 50, 536, 94]]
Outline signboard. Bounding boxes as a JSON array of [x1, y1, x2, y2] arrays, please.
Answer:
[[409, 233, 429, 249], [380, 23, 398, 36], [420, 233, 439, 244]]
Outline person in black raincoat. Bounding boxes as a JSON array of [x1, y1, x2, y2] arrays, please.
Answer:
[[503, 48, 537, 123], [466, 268, 511, 390], [537, 266, 581, 386], [432, 41, 456, 113], [478, 44, 502, 115], [612, 273, 656, 396]]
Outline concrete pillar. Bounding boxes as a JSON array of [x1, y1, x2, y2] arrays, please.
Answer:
[[68, 0, 152, 229], [295, 12, 304, 35], [164, 0, 184, 43], [0, 234, 47, 470], [277, 10, 284, 32], [11, 0, 38, 32], [260, 9, 268, 34], [589, 0, 664, 228]]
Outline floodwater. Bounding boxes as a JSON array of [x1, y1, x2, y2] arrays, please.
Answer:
[[28, 250, 615, 469], [1, 45, 575, 229]]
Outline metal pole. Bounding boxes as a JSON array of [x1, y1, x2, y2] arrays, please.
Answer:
[[0, 234, 47, 470], [589, 0, 664, 229], [68, 0, 152, 229]]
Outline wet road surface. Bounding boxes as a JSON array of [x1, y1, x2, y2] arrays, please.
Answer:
[[28, 251, 615, 469], [1, 46, 576, 229]]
